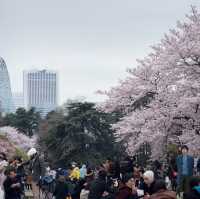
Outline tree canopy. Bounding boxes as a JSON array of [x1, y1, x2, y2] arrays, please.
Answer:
[[2, 107, 41, 137], [39, 101, 124, 166], [99, 6, 200, 159]]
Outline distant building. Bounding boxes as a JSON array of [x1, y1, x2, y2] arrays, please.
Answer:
[[13, 92, 24, 111], [0, 57, 14, 114], [23, 70, 58, 117]]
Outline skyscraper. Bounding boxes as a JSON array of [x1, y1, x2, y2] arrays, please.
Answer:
[[13, 92, 24, 111], [23, 70, 58, 117], [0, 57, 14, 114]]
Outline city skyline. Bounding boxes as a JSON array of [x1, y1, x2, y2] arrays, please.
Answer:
[[1, 0, 200, 104]]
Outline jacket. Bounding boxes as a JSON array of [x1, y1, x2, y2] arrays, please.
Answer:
[[53, 181, 69, 199], [176, 155, 194, 176], [80, 165, 87, 179], [143, 181, 157, 195], [29, 154, 46, 182], [150, 190, 176, 199], [3, 176, 22, 199], [88, 178, 106, 199], [116, 186, 138, 199], [70, 167, 80, 180]]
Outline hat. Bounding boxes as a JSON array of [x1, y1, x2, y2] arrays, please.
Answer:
[[71, 162, 77, 167], [27, 148, 37, 157]]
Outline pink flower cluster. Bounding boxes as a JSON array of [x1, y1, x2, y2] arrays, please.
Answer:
[[0, 126, 37, 154], [99, 6, 200, 158]]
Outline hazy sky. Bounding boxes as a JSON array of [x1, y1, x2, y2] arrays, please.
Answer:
[[1, 0, 200, 104]]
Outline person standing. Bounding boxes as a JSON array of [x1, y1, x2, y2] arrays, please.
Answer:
[[0, 153, 8, 187], [80, 165, 87, 179], [143, 170, 157, 198], [53, 175, 69, 199], [116, 173, 138, 199], [69, 163, 80, 181], [176, 145, 194, 193], [3, 168, 22, 199], [88, 170, 107, 199]]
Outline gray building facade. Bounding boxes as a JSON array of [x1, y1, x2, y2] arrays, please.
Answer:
[[23, 70, 58, 117]]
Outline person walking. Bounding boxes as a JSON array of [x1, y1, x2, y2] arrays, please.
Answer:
[[176, 145, 194, 193]]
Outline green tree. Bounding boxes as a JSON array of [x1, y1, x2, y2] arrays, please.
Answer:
[[3, 107, 41, 137], [40, 101, 124, 166]]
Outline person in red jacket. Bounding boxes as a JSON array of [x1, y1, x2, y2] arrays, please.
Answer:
[[116, 173, 138, 199]]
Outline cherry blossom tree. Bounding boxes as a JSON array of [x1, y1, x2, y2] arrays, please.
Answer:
[[99, 6, 200, 159], [0, 126, 36, 154]]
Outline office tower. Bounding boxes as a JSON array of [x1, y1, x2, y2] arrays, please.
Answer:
[[0, 57, 14, 114], [23, 70, 58, 117], [13, 92, 24, 111]]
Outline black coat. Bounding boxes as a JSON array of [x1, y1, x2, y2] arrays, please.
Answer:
[[28, 154, 46, 182], [3, 177, 22, 199], [143, 181, 156, 195], [53, 181, 69, 199], [184, 190, 200, 199], [88, 178, 107, 199]]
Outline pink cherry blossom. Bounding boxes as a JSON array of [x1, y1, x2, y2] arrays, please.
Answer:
[[98, 6, 200, 159]]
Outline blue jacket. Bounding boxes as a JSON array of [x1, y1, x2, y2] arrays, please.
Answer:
[[176, 155, 194, 176]]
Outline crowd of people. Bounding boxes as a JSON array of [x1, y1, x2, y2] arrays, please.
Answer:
[[0, 145, 200, 199]]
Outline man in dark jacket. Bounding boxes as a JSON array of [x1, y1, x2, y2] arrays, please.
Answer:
[[3, 168, 22, 199], [88, 170, 107, 199], [176, 145, 194, 193], [28, 150, 46, 183], [53, 175, 69, 199]]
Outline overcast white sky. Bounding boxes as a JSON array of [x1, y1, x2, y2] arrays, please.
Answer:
[[1, 0, 200, 104]]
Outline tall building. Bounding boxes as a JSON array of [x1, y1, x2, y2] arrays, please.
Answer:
[[0, 57, 14, 114], [23, 70, 58, 117], [13, 92, 24, 111]]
